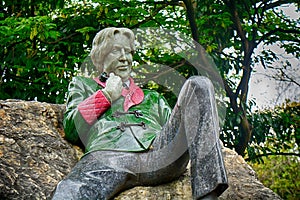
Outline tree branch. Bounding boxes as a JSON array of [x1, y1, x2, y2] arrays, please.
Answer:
[[264, 0, 296, 10], [183, 0, 199, 42], [42, 33, 79, 44], [129, 5, 167, 29], [226, 0, 247, 45], [258, 28, 300, 45], [225, 0, 255, 102], [150, 0, 181, 6], [270, 68, 300, 87], [273, 7, 297, 25]]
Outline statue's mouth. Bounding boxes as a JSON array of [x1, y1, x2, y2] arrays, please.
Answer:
[[117, 66, 128, 71]]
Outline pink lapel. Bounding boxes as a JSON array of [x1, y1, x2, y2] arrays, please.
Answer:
[[121, 78, 144, 111], [94, 77, 144, 111]]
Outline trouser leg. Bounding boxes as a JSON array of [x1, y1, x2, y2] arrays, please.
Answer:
[[177, 76, 228, 199], [52, 149, 188, 200], [51, 153, 136, 200], [145, 76, 228, 198], [137, 76, 228, 198]]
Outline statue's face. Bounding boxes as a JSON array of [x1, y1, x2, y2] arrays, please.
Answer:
[[102, 33, 133, 82]]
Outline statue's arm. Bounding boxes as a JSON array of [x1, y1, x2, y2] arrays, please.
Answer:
[[63, 77, 111, 144]]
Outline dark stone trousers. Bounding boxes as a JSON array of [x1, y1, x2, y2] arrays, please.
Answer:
[[52, 76, 228, 200]]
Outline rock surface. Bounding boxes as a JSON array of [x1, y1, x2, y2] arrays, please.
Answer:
[[0, 99, 282, 200]]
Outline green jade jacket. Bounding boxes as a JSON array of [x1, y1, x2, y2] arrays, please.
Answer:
[[63, 76, 171, 154]]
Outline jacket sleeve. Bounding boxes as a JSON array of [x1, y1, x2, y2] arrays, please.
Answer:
[[77, 90, 111, 125], [63, 77, 111, 144]]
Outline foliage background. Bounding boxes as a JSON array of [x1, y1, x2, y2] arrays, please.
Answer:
[[1, 0, 299, 199], [250, 155, 300, 200]]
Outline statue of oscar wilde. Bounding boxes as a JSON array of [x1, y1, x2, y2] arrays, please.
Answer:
[[52, 27, 228, 200]]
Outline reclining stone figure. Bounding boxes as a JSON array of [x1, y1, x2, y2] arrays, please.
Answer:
[[52, 27, 228, 200]]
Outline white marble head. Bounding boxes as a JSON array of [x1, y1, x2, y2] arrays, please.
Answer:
[[91, 27, 136, 81]]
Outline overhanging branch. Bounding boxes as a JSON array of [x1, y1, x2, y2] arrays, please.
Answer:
[[258, 28, 300, 45], [264, 0, 296, 10], [129, 5, 167, 29]]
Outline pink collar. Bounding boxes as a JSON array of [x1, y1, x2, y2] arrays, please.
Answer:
[[94, 77, 144, 111]]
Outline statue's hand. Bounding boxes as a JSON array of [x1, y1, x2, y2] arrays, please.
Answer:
[[102, 73, 123, 102]]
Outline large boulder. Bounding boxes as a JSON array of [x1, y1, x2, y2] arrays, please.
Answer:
[[0, 99, 282, 200]]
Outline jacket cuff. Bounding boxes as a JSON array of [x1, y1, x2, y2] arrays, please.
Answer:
[[78, 90, 111, 125]]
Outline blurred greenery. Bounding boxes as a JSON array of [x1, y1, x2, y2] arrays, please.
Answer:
[[247, 101, 299, 199], [246, 101, 300, 163], [250, 155, 300, 200]]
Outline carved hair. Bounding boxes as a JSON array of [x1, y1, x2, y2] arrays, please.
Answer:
[[90, 27, 135, 72]]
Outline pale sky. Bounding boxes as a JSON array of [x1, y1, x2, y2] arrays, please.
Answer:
[[249, 50, 299, 110], [249, 5, 299, 110]]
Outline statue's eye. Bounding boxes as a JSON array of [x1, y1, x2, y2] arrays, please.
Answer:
[[124, 48, 131, 54], [112, 48, 119, 53]]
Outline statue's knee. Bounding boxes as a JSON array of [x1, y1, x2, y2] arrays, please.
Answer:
[[187, 76, 214, 91], [178, 76, 215, 106]]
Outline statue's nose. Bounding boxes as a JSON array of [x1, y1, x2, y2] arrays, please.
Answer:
[[119, 49, 127, 61]]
